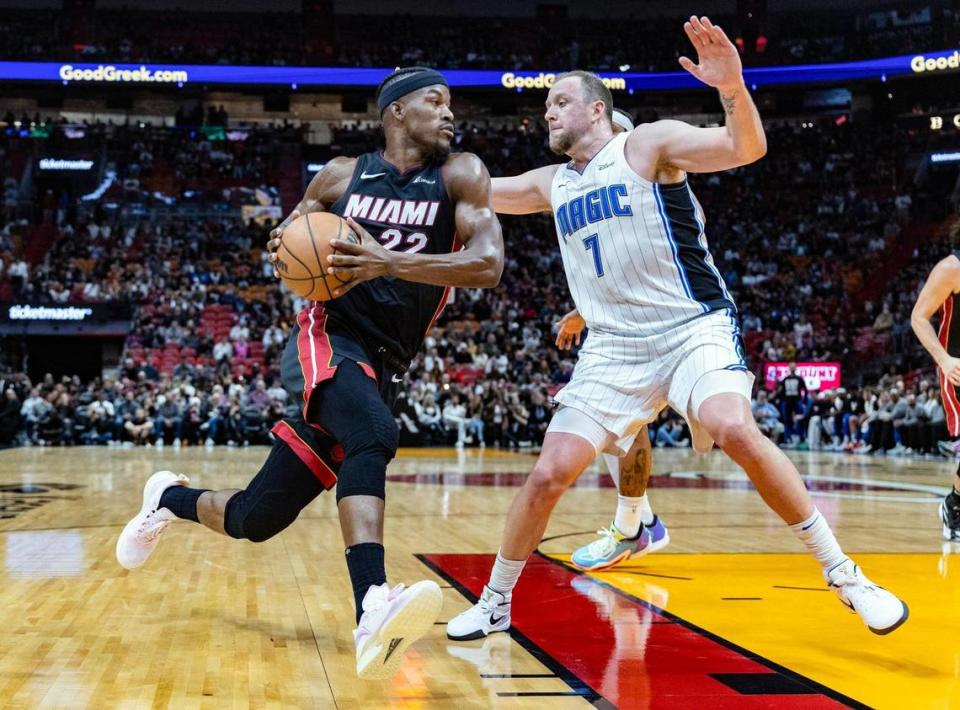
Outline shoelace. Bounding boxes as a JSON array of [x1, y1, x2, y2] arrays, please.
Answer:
[[834, 569, 882, 613], [586, 527, 620, 557], [361, 583, 406, 623], [476, 588, 507, 615]]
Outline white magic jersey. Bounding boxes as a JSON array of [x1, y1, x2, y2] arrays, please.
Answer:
[[550, 131, 735, 337]]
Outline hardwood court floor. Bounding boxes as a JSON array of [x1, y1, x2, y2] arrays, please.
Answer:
[[0, 444, 955, 709]]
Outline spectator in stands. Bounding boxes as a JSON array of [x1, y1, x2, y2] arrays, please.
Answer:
[[213, 338, 233, 362], [396, 393, 422, 447], [0, 387, 21, 446], [124, 406, 154, 446], [467, 392, 486, 448], [19, 388, 49, 444], [655, 417, 689, 448], [863, 390, 896, 454], [154, 393, 182, 447], [873, 303, 894, 332], [416, 393, 442, 444], [793, 314, 813, 351], [442, 393, 469, 448], [752, 390, 785, 444], [775, 364, 808, 445]]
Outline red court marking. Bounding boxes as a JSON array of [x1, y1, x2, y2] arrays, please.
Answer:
[[423, 553, 860, 709]]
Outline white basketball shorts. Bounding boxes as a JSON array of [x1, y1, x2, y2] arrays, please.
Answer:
[[549, 309, 755, 454]]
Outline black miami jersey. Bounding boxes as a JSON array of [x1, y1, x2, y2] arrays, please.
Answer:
[[324, 151, 457, 363]]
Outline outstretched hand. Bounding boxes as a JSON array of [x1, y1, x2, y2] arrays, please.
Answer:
[[678, 15, 744, 93]]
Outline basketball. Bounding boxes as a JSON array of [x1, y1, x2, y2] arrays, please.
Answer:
[[274, 212, 359, 301]]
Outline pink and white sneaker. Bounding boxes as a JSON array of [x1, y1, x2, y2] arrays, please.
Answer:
[[354, 580, 443, 680], [115, 470, 189, 570]]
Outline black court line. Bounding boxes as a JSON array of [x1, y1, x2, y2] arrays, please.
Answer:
[[416, 553, 616, 710], [538, 552, 867, 709], [281, 536, 340, 710], [481, 673, 557, 679], [722, 597, 763, 601], [603, 569, 694, 581], [497, 692, 585, 697], [711, 672, 821, 695]]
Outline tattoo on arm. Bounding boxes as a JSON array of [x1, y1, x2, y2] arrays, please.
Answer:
[[720, 92, 736, 115], [618, 444, 651, 497]]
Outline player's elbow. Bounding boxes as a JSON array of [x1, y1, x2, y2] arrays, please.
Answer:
[[909, 310, 928, 333], [737, 141, 766, 164], [477, 252, 504, 288]]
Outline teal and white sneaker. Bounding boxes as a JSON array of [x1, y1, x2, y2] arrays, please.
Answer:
[[571, 516, 670, 572]]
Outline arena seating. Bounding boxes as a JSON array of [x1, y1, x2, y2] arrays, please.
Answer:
[[0, 115, 954, 451]]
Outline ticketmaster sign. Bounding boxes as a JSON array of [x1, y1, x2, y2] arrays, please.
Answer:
[[0, 303, 134, 335]]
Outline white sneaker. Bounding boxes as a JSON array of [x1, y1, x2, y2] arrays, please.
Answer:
[[172, 438, 181, 449], [826, 559, 909, 635], [115, 470, 189, 570], [354, 580, 443, 680], [446, 585, 511, 641]]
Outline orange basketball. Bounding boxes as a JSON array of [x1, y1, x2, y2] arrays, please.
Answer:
[[274, 212, 359, 301]]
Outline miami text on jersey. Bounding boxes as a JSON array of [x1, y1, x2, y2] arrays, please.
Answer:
[[342, 194, 441, 227]]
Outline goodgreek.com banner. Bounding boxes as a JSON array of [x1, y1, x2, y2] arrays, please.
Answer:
[[0, 48, 954, 91]]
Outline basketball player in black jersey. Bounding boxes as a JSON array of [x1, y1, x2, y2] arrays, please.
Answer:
[[911, 249, 960, 540], [115, 67, 504, 680]]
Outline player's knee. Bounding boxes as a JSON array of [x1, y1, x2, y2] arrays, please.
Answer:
[[224, 491, 298, 542], [709, 417, 762, 452], [334, 413, 396, 501], [341, 407, 399, 461], [527, 461, 574, 502]]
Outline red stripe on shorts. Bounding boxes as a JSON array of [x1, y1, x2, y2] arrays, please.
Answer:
[[938, 298, 960, 436], [296, 304, 337, 420], [271, 421, 337, 489]]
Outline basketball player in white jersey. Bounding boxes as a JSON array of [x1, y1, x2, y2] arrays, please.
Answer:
[[449, 15, 908, 640], [555, 106, 671, 571]]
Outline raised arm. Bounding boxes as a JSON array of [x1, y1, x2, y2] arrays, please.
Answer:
[[627, 16, 766, 176], [490, 165, 559, 214], [911, 255, 960, 385], [327, 152, 504, 294]]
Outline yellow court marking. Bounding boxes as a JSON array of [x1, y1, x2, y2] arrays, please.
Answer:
[[551, 552, 960, 710]]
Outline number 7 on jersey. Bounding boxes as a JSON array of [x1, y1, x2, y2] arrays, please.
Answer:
[[582, 233, 604, 277]]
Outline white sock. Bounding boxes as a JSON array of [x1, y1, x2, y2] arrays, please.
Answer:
[[614, 495, 643, 537], [638, 494, 654, 526], [789, 508, 846, 572], [488, 551, 526, 596], [602, 453, 620, 488]]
